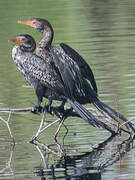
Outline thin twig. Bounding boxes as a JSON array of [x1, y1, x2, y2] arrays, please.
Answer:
[[30, 108, 61, 142], [54, 118, 65, 141], [39, 119, 60, 134], [53, 117, 66, 156], [33, 139, 61, 156], [0, 107, 32, 113], [31, 109, 47, 141], [62, 123, 69, 146], [119, 118, 135, 131], [35, 145, 48, 168], [0, 113, 14, 143]]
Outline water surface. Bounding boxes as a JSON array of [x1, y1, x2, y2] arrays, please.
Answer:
[[0, 0, 135, 179]]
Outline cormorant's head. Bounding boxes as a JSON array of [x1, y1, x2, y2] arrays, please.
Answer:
[[8, 34, 36, 52], [18, 18, 53, 35]]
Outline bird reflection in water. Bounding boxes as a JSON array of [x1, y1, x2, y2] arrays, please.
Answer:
[[33, 134, 134, 180]]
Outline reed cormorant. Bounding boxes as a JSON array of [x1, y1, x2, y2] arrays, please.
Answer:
[[9, 34, 106, 128]]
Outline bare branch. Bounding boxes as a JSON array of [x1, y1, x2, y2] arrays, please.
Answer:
[[0, 113, 14, 143], [0, 107, 32, 114]]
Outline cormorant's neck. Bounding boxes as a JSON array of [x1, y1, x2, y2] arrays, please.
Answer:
[[38, 26, 54, 49]]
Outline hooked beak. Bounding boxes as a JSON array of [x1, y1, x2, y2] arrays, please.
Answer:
[[18, 20, 35, 28], [8, 38, 23, 45]]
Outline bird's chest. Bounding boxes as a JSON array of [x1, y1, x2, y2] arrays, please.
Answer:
[[36, 47, 51, 63]]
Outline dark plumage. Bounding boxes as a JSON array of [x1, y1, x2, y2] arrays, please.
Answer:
[[9, 34, 106, 128], [18, 18, 135, 132], [60, 42, 98, 94], [18, 18, 98, 109]]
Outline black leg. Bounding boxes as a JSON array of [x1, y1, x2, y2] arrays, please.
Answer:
[[44, 99, 53, 113], [31, 96, 43, 115]]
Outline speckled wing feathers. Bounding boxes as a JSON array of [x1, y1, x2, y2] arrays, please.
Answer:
[[12, 46, 65, 95]]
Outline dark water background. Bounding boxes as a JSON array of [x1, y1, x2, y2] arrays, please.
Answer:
[[0, 0, 135, 179]]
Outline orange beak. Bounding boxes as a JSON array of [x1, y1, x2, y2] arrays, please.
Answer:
[[8, 39, 23, 45], [18, 20, 35, 28]]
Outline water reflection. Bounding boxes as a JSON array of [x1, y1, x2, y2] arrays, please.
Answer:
[[1, 113, 134, 180], [0, 144, 14, 177], [33, 134, 134, 180]]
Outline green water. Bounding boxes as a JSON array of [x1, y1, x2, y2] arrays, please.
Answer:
[[0, 0, 135, 179]]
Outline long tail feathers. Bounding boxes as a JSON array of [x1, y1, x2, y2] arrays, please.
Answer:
[[67, 99, 116, 134], [93, 100, 135, 132]]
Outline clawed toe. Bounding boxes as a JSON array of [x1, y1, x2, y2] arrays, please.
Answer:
[[43, 104, 53, 114], [31, 105, 43, 115]]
